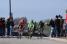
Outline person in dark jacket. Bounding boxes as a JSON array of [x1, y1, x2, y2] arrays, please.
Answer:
[[39, 21, 44, 38], [2, 18, 5, 36], [49, 19, 56, 37], [55, 15, 61, 37], [6, 19, 11, 36], [0, 18, 5, 36], [6, 18, 14, 36], [59, 15, 64, 37]]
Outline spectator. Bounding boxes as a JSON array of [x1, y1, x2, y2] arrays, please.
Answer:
[[6, 18, 14, 36], [59, 15, 64, 37], [0, 18, 5, 36], [49, 19, 56, 37], [39, 20, 44, 38], [62, 22, 66, 37], [55, 15, 61, 37]]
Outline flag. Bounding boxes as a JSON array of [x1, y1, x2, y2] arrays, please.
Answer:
[[65, 14, 67, 23]]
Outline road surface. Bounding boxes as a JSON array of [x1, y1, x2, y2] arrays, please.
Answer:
[[0, 37, 67, 44]]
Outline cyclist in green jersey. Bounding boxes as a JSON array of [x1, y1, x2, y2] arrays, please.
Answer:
[[28, 20, 34, 39]]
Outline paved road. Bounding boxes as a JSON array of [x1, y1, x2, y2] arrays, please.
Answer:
[[0, 37, 67, 44]]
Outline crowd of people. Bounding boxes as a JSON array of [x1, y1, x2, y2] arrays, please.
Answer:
[[0, 17, 14, 37], [49, 15, 67, 37], [0, 15, 67, 39], [0, 17, 45, 38]]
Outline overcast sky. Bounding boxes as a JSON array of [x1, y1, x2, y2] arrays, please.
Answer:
[[0, 0, 67, 21]]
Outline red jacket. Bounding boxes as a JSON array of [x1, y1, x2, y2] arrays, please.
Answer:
[[19, 19, 26, 29], [0, 20, 5, 28]]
